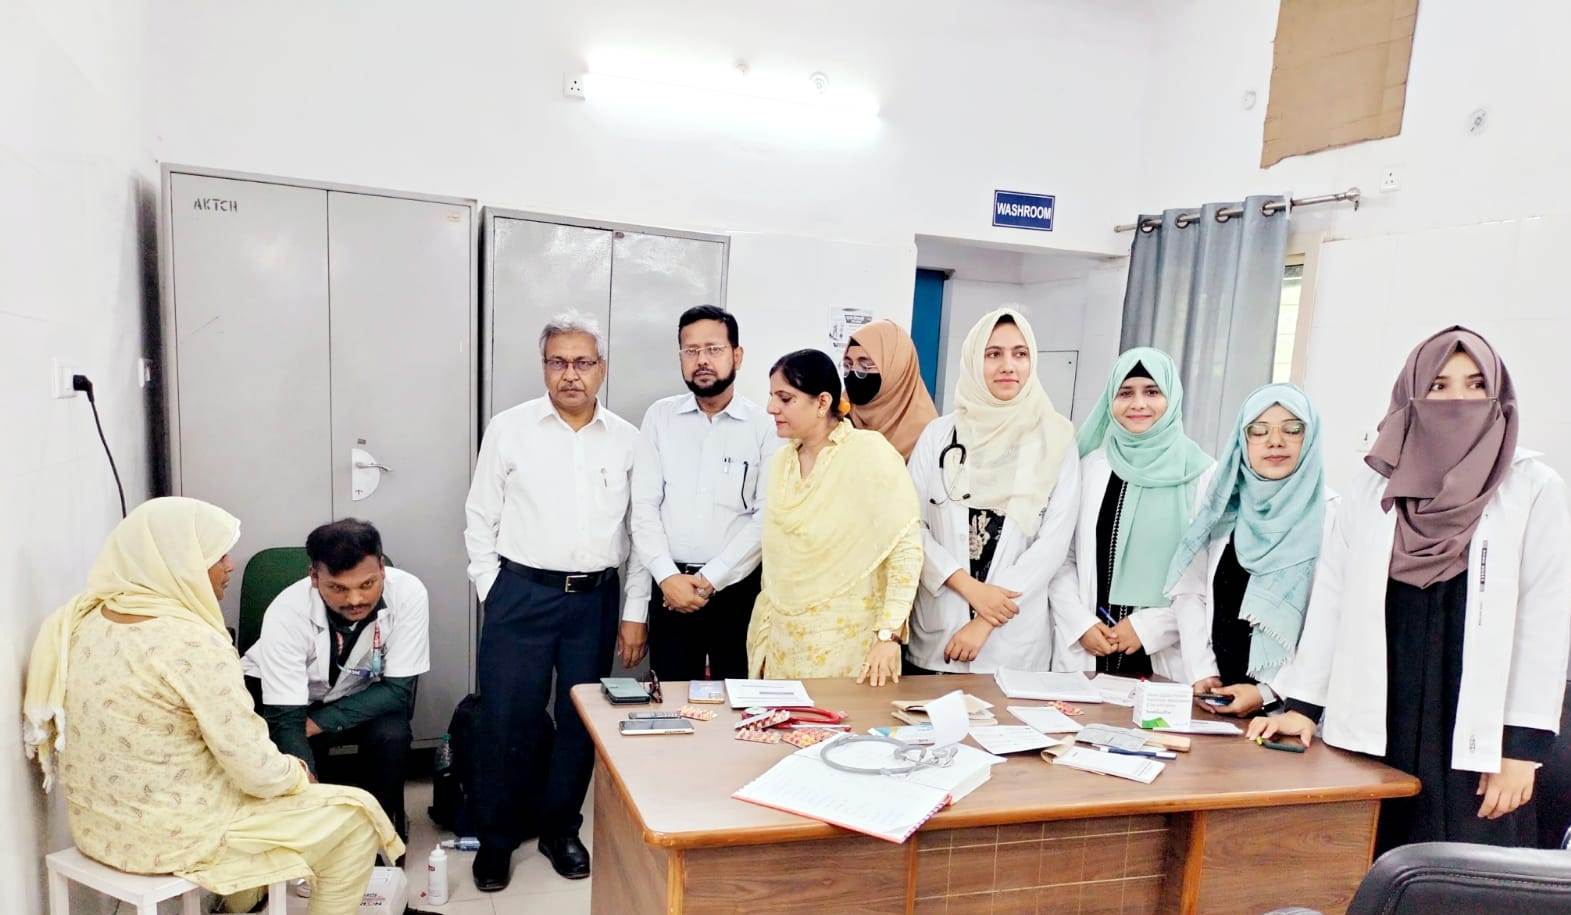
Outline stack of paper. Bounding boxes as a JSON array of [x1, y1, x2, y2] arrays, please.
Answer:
[[1089, 674, 1141, 707], [968, 725, 1056, 755], [1007, 705, 1083, 734], [1050, 746, 1164, 783], [724, 679, 814, 709], [994, 670, 1102, 703]]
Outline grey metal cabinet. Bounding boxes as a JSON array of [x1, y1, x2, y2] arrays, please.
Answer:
[[482, 209, 728, 426], [160, 166, 477, 744]]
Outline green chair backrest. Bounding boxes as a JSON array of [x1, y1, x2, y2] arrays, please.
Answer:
[[237, 547, 310, 655]]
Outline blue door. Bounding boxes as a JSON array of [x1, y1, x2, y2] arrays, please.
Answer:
[[911, 268, 946, 399]]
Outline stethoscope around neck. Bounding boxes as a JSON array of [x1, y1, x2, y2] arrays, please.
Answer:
[[930, 428, 973, 506]]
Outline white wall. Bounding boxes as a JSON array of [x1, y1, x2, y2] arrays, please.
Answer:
[[2, 1, 156, 912], [1138, 1, 1571, 489], [145, 0, 1152, 339]]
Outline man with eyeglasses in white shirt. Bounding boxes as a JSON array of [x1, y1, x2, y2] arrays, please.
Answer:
[[463, 310, 642, 890], [621, 306, 779, 683]]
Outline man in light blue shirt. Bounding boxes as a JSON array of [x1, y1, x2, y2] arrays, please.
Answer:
[[622, 305, 779, 680]]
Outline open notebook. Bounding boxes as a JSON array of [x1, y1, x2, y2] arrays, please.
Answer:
[[732, 741, 1003, 843]]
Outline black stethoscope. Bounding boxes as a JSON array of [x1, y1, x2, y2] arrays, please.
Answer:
[[930, 429, 972, 505]]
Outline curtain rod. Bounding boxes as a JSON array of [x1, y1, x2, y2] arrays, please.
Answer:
[[1113, 187, 1362, 233]]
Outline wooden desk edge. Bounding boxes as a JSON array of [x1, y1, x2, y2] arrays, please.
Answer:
[[570, 686, 1422, 852]]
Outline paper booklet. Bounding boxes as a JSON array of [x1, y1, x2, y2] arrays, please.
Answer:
[[994, 669, 1102, 703], [1048, 745, 1165, 784], [733, 739, 1004, 843], [724, 679, 814, 709]]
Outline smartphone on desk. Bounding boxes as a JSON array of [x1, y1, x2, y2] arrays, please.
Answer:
[[627, 710, 685, 720], [619, 719, 694, 736]]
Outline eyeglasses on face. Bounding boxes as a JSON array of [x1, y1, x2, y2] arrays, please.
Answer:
[[842, 357, 878, 378], [1244, 420, 1306, 440], [679, 345, 731, 360], [543, 357, 602, 374]]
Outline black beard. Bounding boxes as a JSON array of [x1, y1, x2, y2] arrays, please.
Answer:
[[685, 369, 736, 398]]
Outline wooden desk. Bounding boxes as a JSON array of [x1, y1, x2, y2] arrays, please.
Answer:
[[572, 676, 1418, 915]]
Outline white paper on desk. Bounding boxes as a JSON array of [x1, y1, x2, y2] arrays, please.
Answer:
[[924, 690, 971, 748], [1155, 720, 1242, 736], [994, 669, 1102, 703], [724, 678, 814, 708], [1053, 746, 1164, 783], [1090, 674, 1140, 707], [734, 754, 949, 843], [1007, 705, 1083, 734], [968, 726, 1056, 755]]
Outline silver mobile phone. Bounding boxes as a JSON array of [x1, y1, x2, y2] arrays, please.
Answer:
[[626, 710, 685, 720], [619, 718, 694, 736]]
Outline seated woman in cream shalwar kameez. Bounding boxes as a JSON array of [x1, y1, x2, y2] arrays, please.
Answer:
[[23, 497, 402, 915], [746, 349, 924, 685]]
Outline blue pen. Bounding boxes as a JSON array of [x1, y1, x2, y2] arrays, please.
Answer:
[[1095, 605, 1117, 627], [1098, 745, 1174, 760]]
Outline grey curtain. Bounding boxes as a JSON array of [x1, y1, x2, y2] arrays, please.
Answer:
[[1119, 195, 1289, 456]]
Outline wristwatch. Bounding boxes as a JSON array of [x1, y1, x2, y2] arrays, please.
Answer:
[[875, 628, 895, 643]]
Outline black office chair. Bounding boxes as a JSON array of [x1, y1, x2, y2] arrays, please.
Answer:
[[1346, 840, 1571, 914]]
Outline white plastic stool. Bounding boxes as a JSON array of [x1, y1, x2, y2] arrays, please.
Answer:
[[45, 847, 287, 915]]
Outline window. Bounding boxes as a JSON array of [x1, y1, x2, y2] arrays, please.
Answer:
[[1272, 259, 1305, 383]]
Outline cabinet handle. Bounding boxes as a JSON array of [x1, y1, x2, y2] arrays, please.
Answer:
[[354, 461, 392, 472]]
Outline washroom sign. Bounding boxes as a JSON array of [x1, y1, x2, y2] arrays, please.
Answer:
[[993, 190, 1055, 232]]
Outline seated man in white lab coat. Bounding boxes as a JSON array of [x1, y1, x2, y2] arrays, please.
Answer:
[[242, 518, 430, 841]]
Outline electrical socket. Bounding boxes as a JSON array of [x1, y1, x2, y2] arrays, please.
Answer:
[[1379, 166, 1401, 193], [563, 72, 586, 100], [51, 358, 81, 399]]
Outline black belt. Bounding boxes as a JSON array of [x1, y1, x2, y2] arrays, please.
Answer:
[[501, 557, 616, 594], [675, 562, 706, 575]]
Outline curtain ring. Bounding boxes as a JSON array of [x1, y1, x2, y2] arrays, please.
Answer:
[[1214, 210, 1231, 224], [1174, 214, 1193, 229], [1261, 200, 1283, 217], [1139, 221, 1157, 234]]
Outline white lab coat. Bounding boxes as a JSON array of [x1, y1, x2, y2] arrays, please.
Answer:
[[906, 415, 1080, 673], [1168, 490, 1341, 692], [1277, 450, 1571, 773], [1046, 447, 1215, 680], [241, 567, 432, 707]]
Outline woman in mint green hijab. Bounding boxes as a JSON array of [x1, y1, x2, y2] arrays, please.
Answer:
[[1165, 383, 1331, 717], [1046, 348, 1212, 679]]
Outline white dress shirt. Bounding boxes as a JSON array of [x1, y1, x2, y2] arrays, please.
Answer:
[[464, 397, 642, 608], [241, 566, 431, 706], [626, 392, 780, 623]]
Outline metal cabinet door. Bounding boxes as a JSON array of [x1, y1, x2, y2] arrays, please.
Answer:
[[486, 216, 613, 421], [327, 191, 476, 742], [167, 173, 330, 624], [605, 231, 727, 424]]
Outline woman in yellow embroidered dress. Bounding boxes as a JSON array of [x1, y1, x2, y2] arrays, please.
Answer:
[[747, 349, 924, 685], [22, 497, 402, 915]]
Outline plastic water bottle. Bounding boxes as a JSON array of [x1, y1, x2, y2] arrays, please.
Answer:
[[441, 836, 481, 851], [426, 846, 449, 905]]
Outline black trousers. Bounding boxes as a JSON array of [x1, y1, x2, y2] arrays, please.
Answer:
[[472, 564, 618, 850], [648, 567, 760, 682], [310, 709, 411, 840]]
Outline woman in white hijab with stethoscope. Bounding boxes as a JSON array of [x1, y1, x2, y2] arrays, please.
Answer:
[[905, 308, 1079, 673]]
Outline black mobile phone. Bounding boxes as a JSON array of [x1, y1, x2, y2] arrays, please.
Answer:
[[1196, 693, 1230, 705], [618, 718, 694, 736], [627, 710, 685, 720]]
